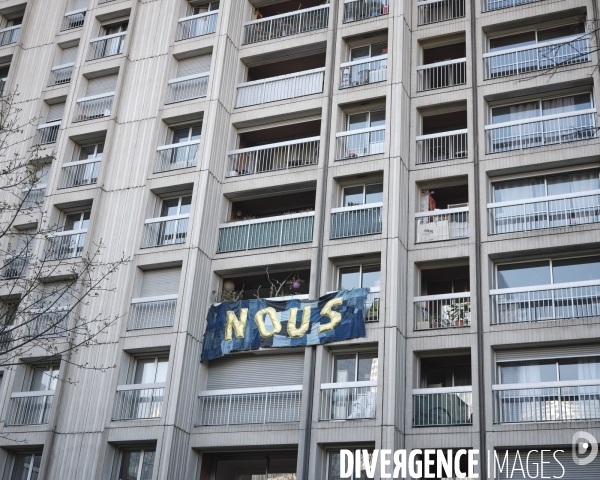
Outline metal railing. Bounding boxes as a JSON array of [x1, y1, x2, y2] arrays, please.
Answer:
[[6, 391, 54, 426], [236, 68, 325, 108], [73, 93, 114, 123], [48, 63, 74, 87], [416, 129, 468, 164], [127, 295, 177, 330], [340, 56, 387, 89], [490, 280, 600, 324], [33, 121, 60, 146], [155, 140, 199, 173], [243, 4, 329, 45], [319, 381, 377, 420], [1, 255, 27, 279], [493, 381, 600, 423], [45, 229, 87, 260], [343, 0, 389, 23], [488, 190, 600, 235], [330, 203, 383, 239], [58, 159, 100, 189], [415, 207, 469, 242], [165, 73, 209, 104], [197, 385, 302, 426], [22, 186, 45, 209], [484, 0, 545, 12], [112, 384, 165, 420], [418, 0, 465, 25], [365, 287, 380, 322], [227, 136, 319, 177], [413, 387, 473, 426], [26, 310, 69, 338], [140, 214, 189, 248], [87, 32, 126, 60], [486, 111, 597, 154], [217, 212, 314, 253], [61, 9, 86, 31], [176, 11, 218, 41], [335, 126, 385, 160], [417, 58, 466, 91], [414, 292, 471, 330], [98, 0, 115, 3], [0, 25, 20, 46], [484, 36, 590, 80]]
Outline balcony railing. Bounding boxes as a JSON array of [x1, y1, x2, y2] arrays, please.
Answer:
[[58, 159, 100, 189], [416, 129, 468, 164], [197, 385, 302, 426], [493, 380, 600, 423], [112, 383, 165, 420], [366, 287, 380, 322], [243, 4, 329, 45], [486, 110, 597, 154], [127, 295, 177, 330], [155, 140, 199, 173], [176, 11, 218, 41], [488, 190, 600, 235], [413, 387, 473, 426], [45, 229, 87, 260], [335, 126, 385, 160], [340, 56, 387, 89], [319, 381, 377, 420], [484, 36, 590, 80], [87, 32, 126, 61], [26, 309, 69, 338], [48, 63, 74, 87], [343, 0, 389, 23], [73, 93, 114, 123], [418, 0, 465, 26], [417, 58, 466, 91], [227, 136, 319, 177], [0, 25, 20, 46], [414, 292, 471, 330], [22, 185, 46, 209], [330, 203, 383, 239], [415, 207, 469, 243], [217, 212, 314, 253], [140, 214, 189, 248], [236, 68, 325, 109], [98, 0, 115, 3], [484, 0, 545, 13], [61, 8, 85, 31], [165, 73, 209, 104], [6, 391, 54, 426], [490, 280, 600, 325], [1, 255, 27, 279], [33, 121, 60, 146]]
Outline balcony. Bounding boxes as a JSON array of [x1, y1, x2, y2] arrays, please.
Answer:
[[416, 208, 469, 242], [340, 56, 387, 89], [330, 203, 382, 239], [26, 310, 69, 338], [243, 4, 329, 45], [87, 32, 126, 61], [418, 58, 466, 92], [319, 381, 377, 420], [165, 72, 209, 104], [484, 0, 543, 12], [60, 8, 85, 31], [22, 186, 45, 209], [155, 140, 199, 173], [343, 0, 389, 23], [33, 121, 60, 146], [0, 25, 19, 46], [416, 130, 468, 164], [45, 229, 86, 260], [414, 292, 471, 329], [219, 268, 311, 301], [58, 158, 100, 189], [48, 63, 74, 87], [413, 387, 473, 426], [417, 0, 464, 26], [335, 126, 385, 159], [6, 391, 54, 426], [112, 383, 165, 420], [176, 11, 218, 41], [73, 93, 114, 123], [493, 381, 600, 423], [1, 255, 27, 279], [127, 295, 177, 330], [140, 214, 189, 248], [197, 385, 302, 426], [365, 287, 380, 322]]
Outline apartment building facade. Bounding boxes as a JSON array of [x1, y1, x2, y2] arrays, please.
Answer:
[[0, 0, 598, 478]]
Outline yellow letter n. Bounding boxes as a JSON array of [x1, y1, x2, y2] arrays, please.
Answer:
[[224, 309, 248, 341]]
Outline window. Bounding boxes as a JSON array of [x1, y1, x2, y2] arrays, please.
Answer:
[[188, 1, 219, 15], [102, 21, 128, 36], [491, 93, 593, 125], [350, 42, 387, 61], [142, 195, 191, 248], [333, 353, 378, 383], [76, 142, 104, 162], [327, 449, 374, 480], [499, 357, 600, 384], [159, 195, 191, 218], [10, 453, 42, 480], [5, 16, 22, 28], [425, 364, 471, 388], [64, 211, 90, 231], [342, 184, 383, 207], [116, 449, 155, 480], [489, 23, 585, 53], [27, 365, 59, 392], [348, 109, 385, 131], [171, 125, 201, 144], [130, 356, 168, 385], [338, 264, 380, 290]]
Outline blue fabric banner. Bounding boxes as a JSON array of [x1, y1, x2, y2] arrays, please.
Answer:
[[201, 289, 368, 361]]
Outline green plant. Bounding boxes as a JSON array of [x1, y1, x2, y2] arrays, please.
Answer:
[[448, 302, 470, 325]]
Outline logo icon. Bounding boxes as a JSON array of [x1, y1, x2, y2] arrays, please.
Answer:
[[572, 431, 598, 466]]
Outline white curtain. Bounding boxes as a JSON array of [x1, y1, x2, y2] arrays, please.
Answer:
[[494, 178, 545, 202]]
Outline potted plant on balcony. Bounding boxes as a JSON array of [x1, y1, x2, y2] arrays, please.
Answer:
[[448, 301, 470, 327]]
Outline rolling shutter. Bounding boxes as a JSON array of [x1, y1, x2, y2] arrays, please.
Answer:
[[140, 268, 181, 297], [177, 54, 211, 78], [499, 449, 600, 479], [206, 353, 304, 390], [60, 46, 78, 64], [85, 74, 118, 96], [73, 0, 88, 9], [495, 345, 600, 363], [46, 103, 65, 122]]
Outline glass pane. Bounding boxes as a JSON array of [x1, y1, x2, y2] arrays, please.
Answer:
[[454, 365, 471, 387], [497, 261, 551, 289], [559, 358, 600, 381], [172, 128, 191, 143], [348, 113, 368, 131], [339, 266, 360, 290], [492, 101, 540, 124], [500, 360, 557, 384], [327, 452, 341, 480], [542, 94, 591, 116], [493, 177, 546, 202], [361, 264, 381, 289], [364, 184, 383, 204], [546, 171, 599, 195], [350, 46, 370, 61], [427, 366, 452, 388], [369, 110, 385, 127], [371, 42, 388, 57], [133, 359, 157, 384], [552, 256, 600, 283], [161, 199, 180, 217], [190, 126, 202, 140], [537, 23, 585, 43], [95, 143, 104, 158], [140, 451, 155, 480], [12, 454, 36, 480], [490, 31, 536, 52], [79, 145, 97, 161], [357, 353, 377, 381], [81, 211, 90, 229], [120, 451, 141, 480], [210, 2, 220, 11], [179, 196, 192, 215], [155, 359, 168, 383], [334, 355, 356, 382], [343, 186, 364, 207], [30, 366, 57, 391]]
